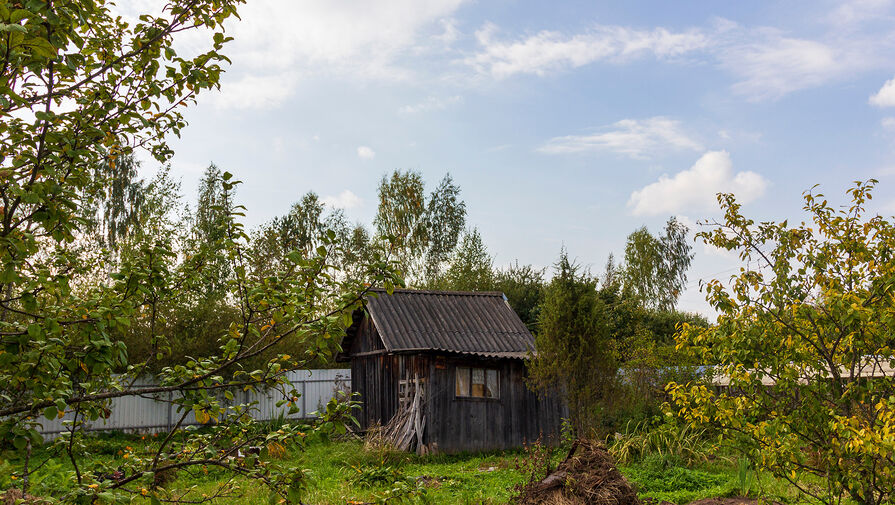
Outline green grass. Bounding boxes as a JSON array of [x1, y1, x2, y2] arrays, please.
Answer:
[[1, 432, 818, 505]]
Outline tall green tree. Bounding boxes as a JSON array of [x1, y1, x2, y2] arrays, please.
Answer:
[[84, 153, 147, 250], [188, 163, 233, 299], [440, 228, 493, 291], [528, 250, 617, 434], [494, 261, 545, 331], [277, 192, 349, 257], [374, 170, 428, 278], [374, 170, 465, 285], [623, 217, 693, 311], [248, 192, 353, 280], [425, 174, 467, 280], [340, 223, 375, 283]]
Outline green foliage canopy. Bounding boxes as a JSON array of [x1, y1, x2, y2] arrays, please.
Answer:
[[669, 181, 895, 505], [0, 1, 401, 502], [527, 250, 617, 434], [374, 170, 466, 285], [623, 217, 694, 311], [439, 228, 494, 291]]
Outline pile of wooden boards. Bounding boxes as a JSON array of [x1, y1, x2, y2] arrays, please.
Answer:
[[382, 375, 427, 454]]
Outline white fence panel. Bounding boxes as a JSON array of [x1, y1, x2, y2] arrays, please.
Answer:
[[35, 369, 350, 440]]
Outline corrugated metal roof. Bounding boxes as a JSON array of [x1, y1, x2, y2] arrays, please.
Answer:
[[363, 288, 534, 359]]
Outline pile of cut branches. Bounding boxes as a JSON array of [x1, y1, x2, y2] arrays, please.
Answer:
[[517, 440, 641, 505]]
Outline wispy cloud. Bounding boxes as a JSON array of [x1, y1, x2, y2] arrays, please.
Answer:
[[465, 10, 895, 101], [465, 22, 708, 79], [208, 73, 300, 110], [538, 117, 702, 159], [628, 150, 768, 215], [826, 0, 895, 29], [720, 31, 845, 100]]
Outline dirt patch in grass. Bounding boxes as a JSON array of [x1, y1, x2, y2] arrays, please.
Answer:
[[516, 440, 641, 505]]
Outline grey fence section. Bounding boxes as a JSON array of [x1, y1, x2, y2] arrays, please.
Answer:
[[36, 369, 350, 440]]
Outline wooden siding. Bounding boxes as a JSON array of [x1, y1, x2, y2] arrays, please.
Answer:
[[424, 355, 565, 453]]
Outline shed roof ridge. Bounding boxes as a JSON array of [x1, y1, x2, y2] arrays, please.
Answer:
[[403, 329, 528, 334], [368, 287, 506, 297]]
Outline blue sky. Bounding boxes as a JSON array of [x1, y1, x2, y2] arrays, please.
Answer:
[[132, 0, 895, 315]]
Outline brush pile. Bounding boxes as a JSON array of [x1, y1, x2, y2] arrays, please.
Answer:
[[517, 440, 641, 505]]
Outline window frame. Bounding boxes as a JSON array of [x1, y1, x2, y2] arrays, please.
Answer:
[[455, 366, 500, 399]]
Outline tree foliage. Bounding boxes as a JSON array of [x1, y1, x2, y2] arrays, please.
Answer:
[[525, 242, 705, 433], [0, 2, 401, 503], [189, 163, 234, 299], [374, 170, 465, 285], [84, 153, 147, 250], [527, 250, 617, 434], [623, 217, 693, 311], [439, 228, 493, 291], [494, 261, 545, 332], [668, 181, 895, 505], [248, 191, 352, 281], [426, 174, 466, 280]]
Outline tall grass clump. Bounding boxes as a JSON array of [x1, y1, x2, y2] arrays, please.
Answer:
[[609, 416, 717, 466]]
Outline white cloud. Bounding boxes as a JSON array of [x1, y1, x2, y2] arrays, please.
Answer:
[[538, 117, 702, 159], [465, 10, 895, 101], [398, 95, 463, 115], [322, 190, 362, 209], [721, 34, 843, 100], [200, 0, 468, 109], [357, 146, 376, 159], [231, 0, 465, 74], [466, 23, 708, 78], [628, 151, 768, 216], [871, 76, 895, 106]]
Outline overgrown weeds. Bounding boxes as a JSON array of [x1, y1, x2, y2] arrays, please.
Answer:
[[610, 417, 717, 466]]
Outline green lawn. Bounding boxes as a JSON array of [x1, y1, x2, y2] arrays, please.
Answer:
[[2, 432, 810, 505]]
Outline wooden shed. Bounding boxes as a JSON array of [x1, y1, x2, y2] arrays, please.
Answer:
[[337, 288, 566, 454]]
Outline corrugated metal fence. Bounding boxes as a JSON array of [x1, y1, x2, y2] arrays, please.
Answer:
[[36, 369, 350, 440]]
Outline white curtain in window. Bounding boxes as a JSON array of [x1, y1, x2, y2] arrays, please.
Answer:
[[456, 367, 470, 396], [485, 369, 498, 398], [472, 368, 485, 397]]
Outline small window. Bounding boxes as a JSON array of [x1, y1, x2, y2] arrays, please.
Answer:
[[455, 366, 499, 399]]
